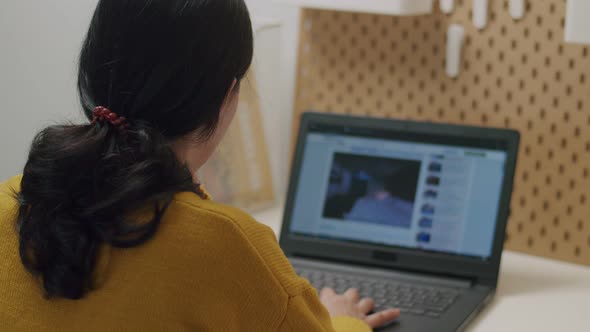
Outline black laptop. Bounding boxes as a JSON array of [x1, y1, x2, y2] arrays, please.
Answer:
[[279, 112, 520, 331]]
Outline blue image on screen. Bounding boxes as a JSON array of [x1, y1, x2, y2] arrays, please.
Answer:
[[416, 232, 431, 243], [419, 217, 433, 228], [323, 153, 421, 228]]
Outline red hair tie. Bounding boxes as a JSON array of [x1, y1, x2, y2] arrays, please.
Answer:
[[91, 106, 129, 132]]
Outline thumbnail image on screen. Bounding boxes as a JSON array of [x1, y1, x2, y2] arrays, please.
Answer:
[[322, 153, 421, 228]]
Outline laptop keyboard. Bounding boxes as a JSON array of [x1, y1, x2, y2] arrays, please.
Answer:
[[296, 268, 460, 319]]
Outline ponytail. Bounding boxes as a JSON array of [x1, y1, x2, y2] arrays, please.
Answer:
[[17, 121, 195, 299], [17, 0, 254, 300]]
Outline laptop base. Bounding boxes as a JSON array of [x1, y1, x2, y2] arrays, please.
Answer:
[[291, 257, 493, 332]]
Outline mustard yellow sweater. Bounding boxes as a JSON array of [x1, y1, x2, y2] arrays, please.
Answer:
[[0, 176, 370, 332]]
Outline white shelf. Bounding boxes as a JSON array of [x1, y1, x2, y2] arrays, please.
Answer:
[[274, 0, 434, 16]]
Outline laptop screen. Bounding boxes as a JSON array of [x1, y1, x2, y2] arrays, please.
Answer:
[[288, 127, 508, 260]]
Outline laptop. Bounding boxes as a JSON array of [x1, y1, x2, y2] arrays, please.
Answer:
[[279, 112, 520, 331]]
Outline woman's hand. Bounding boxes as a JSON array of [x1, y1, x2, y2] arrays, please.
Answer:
[[320, 287, 400, 329]]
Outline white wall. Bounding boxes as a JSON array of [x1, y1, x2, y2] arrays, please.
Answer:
[[249, 1, 301, 199], [0, 0, 300, 198], [0, 0, 96, 179]]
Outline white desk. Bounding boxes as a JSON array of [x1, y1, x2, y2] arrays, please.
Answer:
[[253, 206, 590, 332]]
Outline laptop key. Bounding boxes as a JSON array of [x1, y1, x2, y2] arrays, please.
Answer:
[[397, 307, 411, 313], [408, 309, 426, 316], [426, 312, 441, 319], [421, 304, 447, 313], [399, 302, 414, 308], [376, 299, 387, 307]]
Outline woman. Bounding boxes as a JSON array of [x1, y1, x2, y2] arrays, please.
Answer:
[[0, 0, 399, 331]]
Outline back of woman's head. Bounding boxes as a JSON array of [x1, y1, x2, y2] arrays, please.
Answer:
[[17, 0, 253, 300]]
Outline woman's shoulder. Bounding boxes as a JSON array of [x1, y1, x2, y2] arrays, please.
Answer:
[[168, 192, 279, 259], [170, 191, 271, 236], [0, 175, 22, 194], [168, 192, 309, 296], [0, 175, 21, 214]]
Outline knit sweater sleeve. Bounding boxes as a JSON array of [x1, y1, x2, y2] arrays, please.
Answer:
[[278, 286, 371, 332], [207, 202, 371, 332]]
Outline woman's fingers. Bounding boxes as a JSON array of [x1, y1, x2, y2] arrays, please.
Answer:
[[364, 308, 401, 328], [320, 287, 336, 300], [356, 297, 375, 314], [343, 288, 360, 302]]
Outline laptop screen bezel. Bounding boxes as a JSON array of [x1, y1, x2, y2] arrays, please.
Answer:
[[279, 112, 520, 287]]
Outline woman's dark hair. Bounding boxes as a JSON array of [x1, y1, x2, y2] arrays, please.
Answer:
[[16, 0, 253, 300], [384, 166, 421, 202]]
